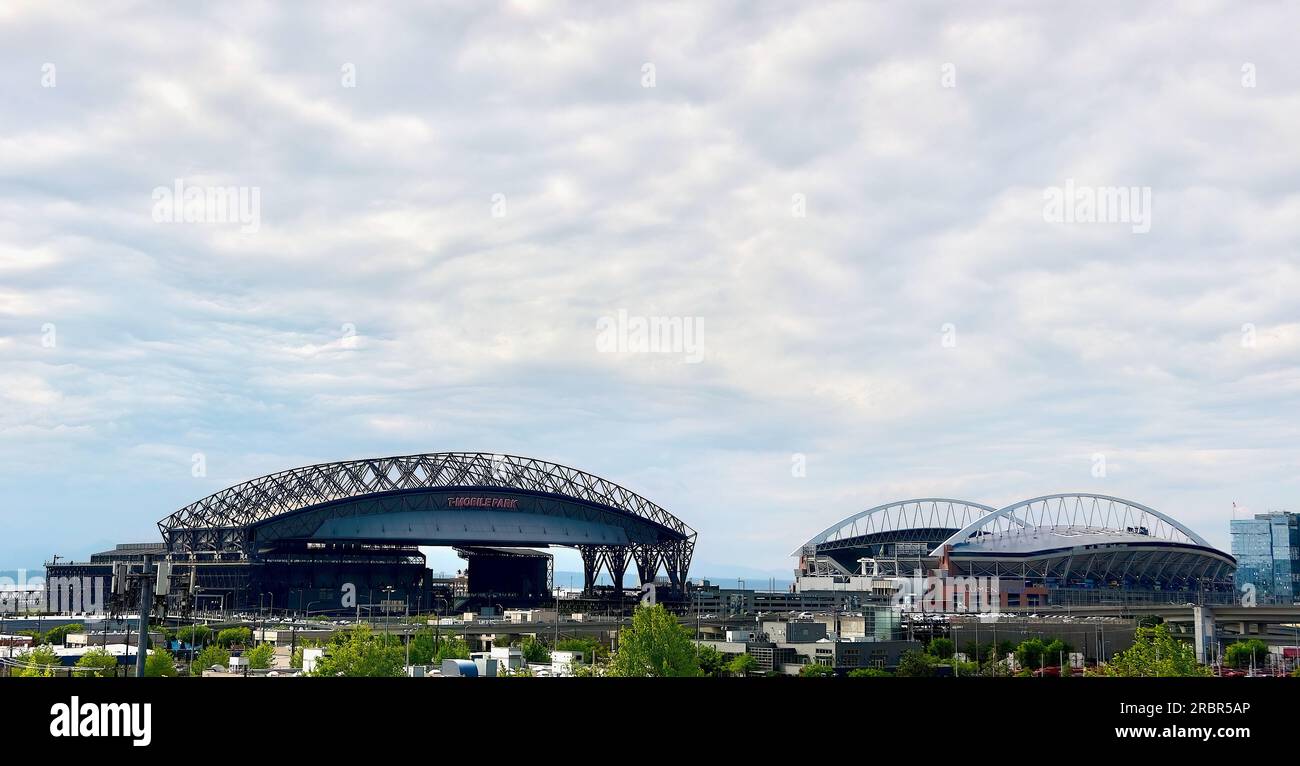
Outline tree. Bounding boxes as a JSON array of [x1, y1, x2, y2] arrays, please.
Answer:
[[696, 644, 726, 677], [556, 637, 606, 659], [848, 667, 893, 677], [1043, 639, 1072, 667], [311, 625, 405, 677], [145, 648, 178, 677], [727, 653, 758, 677], [16, 645, 61, 677], [608, 604, 701, 677], [433, 637, 471, 665], [895, 650, 936, 677], [75, 647, 119, 677], [799, 662, 835, 677], [514, 635, 550, 664], [176, 625, 212, 646], [962, 641, 994, 663], [194, 645, 231, 673], [1224, 639, 1270, 670], [43, 623, 85, 646], [927, 637, 955, 659], [406, 630, 438, 665], [1014, 638, 1048, 670], [216, 626, 252, 648], [1099, 624, 1210, 677], [245, 643, 276, 670]]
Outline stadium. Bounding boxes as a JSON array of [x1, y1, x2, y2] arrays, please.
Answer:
[[48, 452, 695, 614], [795, 493, 1237, 607]]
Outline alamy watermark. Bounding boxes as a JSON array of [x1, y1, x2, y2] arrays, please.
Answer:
[[152, 179, 261, 233], [596, 309, 704, 363], [1, 570, 104, 614], [892, 573, 1000, 614], [1043, 179, 1151, 234]]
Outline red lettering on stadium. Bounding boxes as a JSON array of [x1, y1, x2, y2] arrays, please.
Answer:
[[447, 496, 519, 509]]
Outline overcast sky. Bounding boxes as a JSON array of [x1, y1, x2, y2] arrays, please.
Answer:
[[2, 1, 1298, 578]]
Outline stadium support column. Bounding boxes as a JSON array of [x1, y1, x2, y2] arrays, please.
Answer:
[[632, 544, 659, 587], [662, 540, 694, 593], [607, 546, 630, 597], [661, 544, 683, 592], [1193, 606, 1216, 664], [578, 545, 602, 595]]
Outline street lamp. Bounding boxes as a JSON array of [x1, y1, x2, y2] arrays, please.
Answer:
[[382, 586, 395, 643]]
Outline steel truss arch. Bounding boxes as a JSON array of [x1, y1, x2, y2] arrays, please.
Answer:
[[156, 452, 695, 591], [938, 493, 1212, 550], [792, 498, 997, 556]]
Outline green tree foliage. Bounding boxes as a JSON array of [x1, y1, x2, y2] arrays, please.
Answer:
[[245, 643, 276, 670], [433, 637, 471, 665], [1098, 624, 1210, 677], [556, 637, 606, 659], [75, 647, 118, 677], [927, 637, 955, 659], [176, 625, 212, 646], [216, 626, 252, 648], [608, 604, 701, 677], [1014, 638, 1048, 670], [1137, 614, 1164, 629], [848, 667, 893, 677], [16, 645, 61, 676], [696, 644, 726, 677], [42, 623, 85, 646], [406, 630, 438, 665], [894, 650, 937, 677], [145, 648, 178, 677], [799, 662, 835, 677], [194, 645, 231, 672], [1224, 639, 1270, 669], [961, 641, 991, 662], [310, 625, 405, 677], [727, 653, 758, 676], [514, 635, 550, 663], [1042, 639, 1072, 667]]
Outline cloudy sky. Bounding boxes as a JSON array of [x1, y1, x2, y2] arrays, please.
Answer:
[[2, 1, 1297, 578]]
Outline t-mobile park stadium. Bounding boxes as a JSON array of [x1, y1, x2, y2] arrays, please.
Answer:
[[794, 493, 1237, 607]]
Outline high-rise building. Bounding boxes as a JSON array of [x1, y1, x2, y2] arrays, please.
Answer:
[[1231, 512, 1300, 604]]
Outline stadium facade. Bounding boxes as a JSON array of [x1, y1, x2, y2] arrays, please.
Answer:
[[795, 493, 1237, 607], [47, 452, 695, 613]]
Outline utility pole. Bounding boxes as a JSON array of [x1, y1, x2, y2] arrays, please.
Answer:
[[135, 555, 152, 678]]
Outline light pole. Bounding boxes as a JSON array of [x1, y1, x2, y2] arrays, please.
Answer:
[[383, 586, 395, 643], [433, 597, 448, 657]]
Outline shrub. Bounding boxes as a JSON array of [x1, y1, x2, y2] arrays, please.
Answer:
[[194, 645, 231, 672], [245, 642, 276, 670], [16, 645, 61, 677], [799, 662, 835, 677], [75, 647, 118, 677], [146, 648, 178, 677], [927, 637, 955, 659]]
